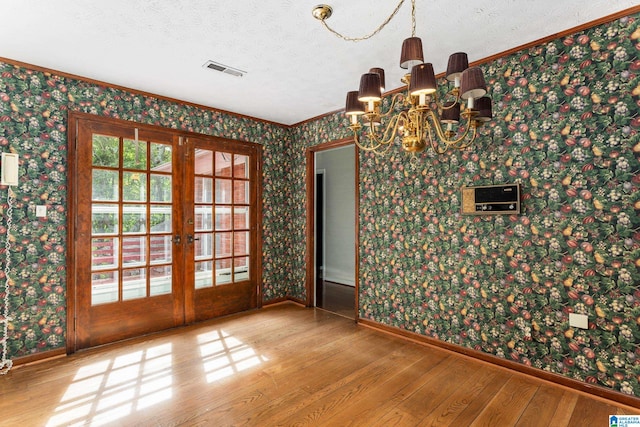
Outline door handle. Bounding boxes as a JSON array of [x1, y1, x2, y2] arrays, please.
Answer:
[[186, 234, 200, 244], [173, 234, 181, 245]]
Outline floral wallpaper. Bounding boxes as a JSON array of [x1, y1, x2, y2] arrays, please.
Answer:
[[0, 62, 295, 358], [1, 10, 639, 399], [294, 13, 640, 396], [289, 118, 352, 299]]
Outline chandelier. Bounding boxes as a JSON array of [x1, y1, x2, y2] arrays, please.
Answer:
[[312, 0, 492, 156]]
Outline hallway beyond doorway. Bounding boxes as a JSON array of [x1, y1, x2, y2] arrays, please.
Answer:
[[317, 281, 355, 319]]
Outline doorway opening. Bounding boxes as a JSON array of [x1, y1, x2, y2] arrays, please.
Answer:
[[307, 143, 357, 319]]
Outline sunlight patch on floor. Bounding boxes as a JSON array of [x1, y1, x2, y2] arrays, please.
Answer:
[[198, 329, 269, 383], [46, 343, 173, 427]]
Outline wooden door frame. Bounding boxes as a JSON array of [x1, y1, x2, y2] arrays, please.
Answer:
[[305, 138, 359, 320], [314, 169, 326, 308], [66, 111, 263, 353]]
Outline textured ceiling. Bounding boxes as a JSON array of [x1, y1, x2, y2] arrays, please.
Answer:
[[0, 0, 638, 125]]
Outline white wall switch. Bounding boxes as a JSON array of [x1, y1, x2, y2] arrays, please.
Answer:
[[569, 313, 588, 329], [36, 205, 47, 218]]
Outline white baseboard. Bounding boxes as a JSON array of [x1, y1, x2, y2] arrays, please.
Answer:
[[324, 272, 355, 287]]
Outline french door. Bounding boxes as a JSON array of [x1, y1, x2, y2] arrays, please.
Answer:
[[184, 137, 259, 322], [68, 114, 260, 352]]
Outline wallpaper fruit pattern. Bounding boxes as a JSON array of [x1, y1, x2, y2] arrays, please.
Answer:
[[0, 63, 296, 358], [295, 14, 640, 396], [0, 10, 638, 399]]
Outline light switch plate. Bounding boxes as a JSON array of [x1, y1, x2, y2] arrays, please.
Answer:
[[569, 313, 588, 329], [36, 205, 47, 218]]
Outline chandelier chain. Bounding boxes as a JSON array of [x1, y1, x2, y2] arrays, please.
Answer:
[[411, 0, 416, 37], [320, 0, 410, 42]]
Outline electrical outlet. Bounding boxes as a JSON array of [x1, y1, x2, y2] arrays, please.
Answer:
[[36, 205, 47, 218], [569, 313, 588, 329]]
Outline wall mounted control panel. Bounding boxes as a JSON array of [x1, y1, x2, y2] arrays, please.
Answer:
[[461, 184, 521, 215]]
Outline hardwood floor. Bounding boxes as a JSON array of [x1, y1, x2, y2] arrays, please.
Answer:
[[317, 281, 355, 319], [0, 303, 638, 426]]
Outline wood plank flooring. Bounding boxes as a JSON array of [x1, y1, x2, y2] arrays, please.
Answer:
[[317, 281, 355, 319], [0, 303, 638, 426]]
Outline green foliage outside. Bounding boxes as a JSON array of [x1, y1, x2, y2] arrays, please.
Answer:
[[91, 134, 173, 234]]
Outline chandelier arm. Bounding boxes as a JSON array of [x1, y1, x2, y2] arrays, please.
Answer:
[[436, 88, 461, 110], [350, 122, 384, 152], [352, 111, 401, 152], [378, 93, 406, 118], [362, 112, 404, 148], [352, 125, 397, 155], [319, 0, 407, 42], [426, 109, 479, 148], [352, 129, 384, 152], [384, 111, 405, 142], [450, 124, 479, 150], [372, 139, 395, 156], [424, 121, 449, 155]]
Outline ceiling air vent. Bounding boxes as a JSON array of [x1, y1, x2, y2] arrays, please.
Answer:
[[202, 60, 246, 77]]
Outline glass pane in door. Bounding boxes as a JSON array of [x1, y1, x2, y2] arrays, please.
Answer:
[[194, 148, 215, 289], [215, 180, 232, 204], [92, 237, 119, 270], [92, 134, 119, 167], [150, 266, 172, 296], [233, 181, 249, 204], [90, 136, 173, 306], [234, 232, 250, 256], [123, 268, 147, 300], [123, 139, 147, 170], [150, 235, 171, 264], [215, 152, 232, 177], [92, 170, 119, 201], [233, 207, 250, 229], [215, 259, 232, 285], [123, 172, 147, 202], [234, 154, 250, 179], [92, 271, 119, 305], [194, 148, 252, 287], [122, 236, 146, 266], [234, 257, 249, 282], [92, 205, 119, 235], [195, 261, 213, 289], [150, 174, 172, 202]]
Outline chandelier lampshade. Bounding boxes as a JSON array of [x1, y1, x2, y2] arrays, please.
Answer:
[[400, 37, 424, 69], [460, 67, 487, 100], [474, 96, 493, 122], [445, 52, 469, 83], [369, 67, 386, 92], [441, 101, 461, 124], [409, 63, 437, 96], [345, 91, 365, 116], [358, 72, 382, 103]]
